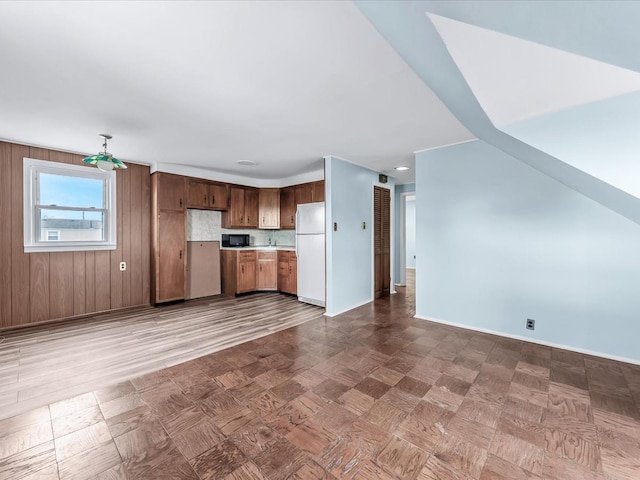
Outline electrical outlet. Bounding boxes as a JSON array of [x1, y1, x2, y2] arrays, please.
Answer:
[[526, 318, 535, 331], [119, 262, 126, 271]]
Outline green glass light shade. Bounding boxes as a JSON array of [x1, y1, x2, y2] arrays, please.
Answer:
[[83, 134, 127, 171], [82, 153, 127, 170]]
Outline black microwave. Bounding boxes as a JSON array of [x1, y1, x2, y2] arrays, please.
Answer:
[[222, 234, 250, 247]]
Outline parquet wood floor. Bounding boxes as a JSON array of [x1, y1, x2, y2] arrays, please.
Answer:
[[1, 279, 640, 479]]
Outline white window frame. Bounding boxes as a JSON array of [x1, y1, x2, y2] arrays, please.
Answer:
[[23, 158, 117, 252]]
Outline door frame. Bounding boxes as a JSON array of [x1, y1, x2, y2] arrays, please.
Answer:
[[397, 192, 415, 286]]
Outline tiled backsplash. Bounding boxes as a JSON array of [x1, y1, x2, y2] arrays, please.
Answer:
[[187, 210, 220, 242], [187, 210, 295, 246]]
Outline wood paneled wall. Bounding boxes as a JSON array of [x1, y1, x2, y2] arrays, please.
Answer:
[[0, 141, 151, 329]]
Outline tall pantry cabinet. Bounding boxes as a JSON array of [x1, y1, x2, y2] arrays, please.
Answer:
[[151, 173, 186, 304]]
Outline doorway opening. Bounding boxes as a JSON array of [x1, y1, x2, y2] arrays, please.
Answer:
[[395, 192, 416, 306], [405, 194, 416, 292]]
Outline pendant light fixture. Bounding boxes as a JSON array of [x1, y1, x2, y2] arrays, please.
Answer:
[[82, 134, 127, 171]]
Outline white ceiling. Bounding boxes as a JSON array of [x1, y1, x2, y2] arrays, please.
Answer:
[[428, 13, 640, 128], [0, 1, 473, 185]]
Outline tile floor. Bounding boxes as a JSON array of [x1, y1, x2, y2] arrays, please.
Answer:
[[1, 279, 640, 479]]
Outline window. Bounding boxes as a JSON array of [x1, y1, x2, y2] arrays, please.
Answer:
[[23, 158, 117, 252]]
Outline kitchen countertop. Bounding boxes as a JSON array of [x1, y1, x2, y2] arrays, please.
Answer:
[[220, 245, 295, 251]]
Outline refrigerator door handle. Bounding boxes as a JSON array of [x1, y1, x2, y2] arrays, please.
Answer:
[[296, 209, 300, 258]]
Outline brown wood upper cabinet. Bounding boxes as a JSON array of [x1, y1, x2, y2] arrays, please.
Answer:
[[187, 179, 228, 210], [294, 184, 312, 205], [279, 181, 324, 230], [311, 180, 325, 202], [151, 173, 186, 304], [210, 183, 229, 210], [222, 186, 258, 228], [259, 188, 280, 229], [280, 187, 296, 230], [158, 173, 186, 212]]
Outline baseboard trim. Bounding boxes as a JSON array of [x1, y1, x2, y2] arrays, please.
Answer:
[[414, 314, 640, 367], [0, 304, 152, 334], [325, 298, 373, 318]]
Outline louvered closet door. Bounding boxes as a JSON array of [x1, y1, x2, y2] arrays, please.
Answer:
[[381, 187, 391, 296], [374, 186, 391, 298]]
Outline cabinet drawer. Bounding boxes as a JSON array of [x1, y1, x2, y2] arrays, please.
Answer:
[[277, 250, 291, 262], [258, 251, 277, 261], [238, 250, 257, 262]]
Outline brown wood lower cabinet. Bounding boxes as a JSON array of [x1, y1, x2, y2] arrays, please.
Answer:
[[238, 254, 256, 293], [257, 251, 277, 290], [155, 211, 186, 302], [221, 250, 256, 295], [222, 249, 295, 296], [278, 250, 297, 295]]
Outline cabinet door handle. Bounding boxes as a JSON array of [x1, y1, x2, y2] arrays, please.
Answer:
[[241, 264, 244, 274], [260, 264, 262, 272], [204, 195, 207, 204], [179, 250, 183, 259], [211, 195, 215, 205], [291, 215, 294, 224]]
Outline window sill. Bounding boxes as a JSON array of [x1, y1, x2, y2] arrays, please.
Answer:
[[24, 243, 117, 253]]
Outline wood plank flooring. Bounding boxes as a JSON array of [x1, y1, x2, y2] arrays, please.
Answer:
[[0, 293, 324, 421], [1, 281, 640, 479]]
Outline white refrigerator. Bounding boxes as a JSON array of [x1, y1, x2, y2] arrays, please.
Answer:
[[296, 202, 325, 307]]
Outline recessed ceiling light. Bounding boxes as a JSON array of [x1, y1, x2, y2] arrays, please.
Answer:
[[394, 165, 410, 171], [237, 160, 258, 166]]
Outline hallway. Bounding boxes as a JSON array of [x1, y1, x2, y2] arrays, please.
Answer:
[[1, 287, 639, 479]]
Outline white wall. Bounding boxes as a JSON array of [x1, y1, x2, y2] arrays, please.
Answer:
[[326, 156, 395, 316], [405, 197, 416, 269], [416, 140, 640, 364]]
